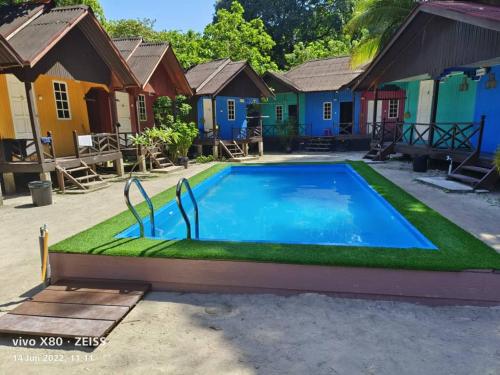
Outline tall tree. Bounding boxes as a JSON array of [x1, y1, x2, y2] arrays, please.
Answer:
[[347, 0, 416, 67], [204, 1, 277, 74], [214, 0, 355, 67]]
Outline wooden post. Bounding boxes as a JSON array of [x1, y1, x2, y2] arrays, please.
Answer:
[[372, 88, 379, 141], [109, 90, 120, 151], [428, 79, 440, 148], [476, 115, 486, 155], [24, 81, 44, 164], [72, 130, 80, 158]]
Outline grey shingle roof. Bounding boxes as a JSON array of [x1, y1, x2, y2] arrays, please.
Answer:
[[0, 4, 139, 87], [185, 58, 230, 91], [0, 34, 22, 67], [267, 56, 364, 92], [185, 59, 273, 97], [113, 38, 170, 87], [113, 37, 142, 60], [2, 5, 87, 64]]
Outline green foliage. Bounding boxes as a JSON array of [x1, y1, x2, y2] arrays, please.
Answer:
[[347, 0, 416, 67], [284, 35, 361, 68], [196, 155, 216, 164], [215, 0, 356, 68], [105, 18, 159, 41], [203, 1, 277, 74]]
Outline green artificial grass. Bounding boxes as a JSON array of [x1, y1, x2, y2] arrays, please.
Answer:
[[50, 161, 500, 272]]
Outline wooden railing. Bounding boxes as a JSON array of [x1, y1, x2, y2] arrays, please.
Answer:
[[118, 132, 138, 149], [262, 123, 312, 137], [369, 116, 485, 154], [0, 132, 56, 163], [73, 131, 120, 158], [232, 126, 262, 141], [336, 122, 354, 136]]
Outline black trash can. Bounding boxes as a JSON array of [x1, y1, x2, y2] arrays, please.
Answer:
[[412, 155, 429, 172], [28, 181, 53, 206]]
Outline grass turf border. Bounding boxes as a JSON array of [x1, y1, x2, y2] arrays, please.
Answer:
[[50, 161, 500, 272]]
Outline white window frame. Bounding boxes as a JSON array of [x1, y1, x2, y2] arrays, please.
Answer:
[[388, 99, 399, 119], [227, 99, 235, 121], [138, 94, 147, 122], [323, 101, 332, 120], [53, 80, 71, 120], [275, 105, 283, 122]]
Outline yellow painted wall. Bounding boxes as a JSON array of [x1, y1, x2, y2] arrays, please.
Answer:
[[0, 74, 15, 139], [0, 74, 109, 157], [34, 75, 93, 156]]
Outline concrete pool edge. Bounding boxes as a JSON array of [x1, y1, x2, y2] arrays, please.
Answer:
[[49, 252, 500, 306]]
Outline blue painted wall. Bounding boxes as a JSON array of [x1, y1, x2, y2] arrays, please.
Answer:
[[196, 96, 259, 140], [474, 66, 500, 155], [304, 89, 357, 136]]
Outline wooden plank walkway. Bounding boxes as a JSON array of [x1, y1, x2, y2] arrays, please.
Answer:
[[0, 279, 150, 339]]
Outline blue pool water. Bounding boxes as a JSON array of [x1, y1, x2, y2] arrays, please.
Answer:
[[118, 164, 436, 249]]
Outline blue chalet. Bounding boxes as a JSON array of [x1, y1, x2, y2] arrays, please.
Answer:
[[353, 0, 500, 190], [185, 59, 273, 159], [262, 56, 366, 151]]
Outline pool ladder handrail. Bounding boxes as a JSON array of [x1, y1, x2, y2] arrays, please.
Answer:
[[176, 178, 199, 240], [124, 177, 155, 238]]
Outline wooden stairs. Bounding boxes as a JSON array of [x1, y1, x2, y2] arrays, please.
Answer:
[[220, 140, 244, 159], [363, 141, 395, 161], [304, 137, 332, 152], [448, 155, 499, 190], [56, 161, 108, 193], [145, 147, 182, 173]]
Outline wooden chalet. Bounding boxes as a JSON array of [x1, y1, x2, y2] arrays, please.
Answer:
[[112, 37, 192, 171], [352, 1, 500, 190], [0, 2, 140, 194], [262, 57, 369, 152], [185, 59, 273, 160]]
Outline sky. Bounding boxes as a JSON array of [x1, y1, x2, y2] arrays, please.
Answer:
[[100, 0, 216, 32]]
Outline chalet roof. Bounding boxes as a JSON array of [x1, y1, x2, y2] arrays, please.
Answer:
[[353, 1, 500, 90], [112, 37, 192, 94], [186, 58, 273, 97], [264, 56, 363, 93], [113, 37, 142, 60], [0, 3, 138, 87], [0, 34, 22, 67]]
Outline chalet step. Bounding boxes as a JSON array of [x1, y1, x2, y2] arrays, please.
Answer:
[[448, 173, 480, 185], [81, 180, 109, 190], [461, 165, 492, 174], [66, 166, 90, 173], [75, 175, 100, 182]]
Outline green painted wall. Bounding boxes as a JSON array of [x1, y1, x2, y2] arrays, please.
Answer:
[[435, 73, 477, 123], [262, 92, 305, 125], [400, 81, 420, 124]]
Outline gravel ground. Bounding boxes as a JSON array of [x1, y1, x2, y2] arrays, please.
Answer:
[[0, 153, 499, 374]]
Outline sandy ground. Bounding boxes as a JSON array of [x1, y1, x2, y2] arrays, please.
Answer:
[[0, 152, 499, 375]]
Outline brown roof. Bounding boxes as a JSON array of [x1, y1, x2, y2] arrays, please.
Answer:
[[0, 4, 138, 87], [353, 1, 500, 90], [0, 34, 22, 67], [265, 56, 363, 92], [185, 58, 273, 97], [113, 38, 192, 94], [113, 37, 142, 60]]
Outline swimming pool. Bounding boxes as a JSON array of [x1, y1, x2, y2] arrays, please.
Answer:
[[118, 164, 436, 249]]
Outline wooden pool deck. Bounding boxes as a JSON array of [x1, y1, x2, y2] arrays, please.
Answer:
[[0, 279, 149, 340]]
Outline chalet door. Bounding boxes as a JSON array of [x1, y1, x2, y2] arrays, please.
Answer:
[[366, 100, 382, 134], [115, 91, 132, 133], [202, 98, 213, 132], [6, 74, 33, 139], [415, 80, 434, 142]]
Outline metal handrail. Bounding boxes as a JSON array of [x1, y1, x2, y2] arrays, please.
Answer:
[[124, 177, 155, 238], [176, 178, 199, 240]]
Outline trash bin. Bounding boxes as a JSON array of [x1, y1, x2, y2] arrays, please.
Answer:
[[28, 181, 53, 206], [412, 155, 429, 172]]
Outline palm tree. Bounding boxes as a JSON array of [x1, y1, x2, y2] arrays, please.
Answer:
[[347, 0, 417, 67]]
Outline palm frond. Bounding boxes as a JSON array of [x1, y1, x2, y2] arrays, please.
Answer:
[[350, 36, 381, 68]]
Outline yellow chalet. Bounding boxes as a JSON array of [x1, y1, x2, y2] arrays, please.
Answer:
[[0, 2, 139, 195]]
